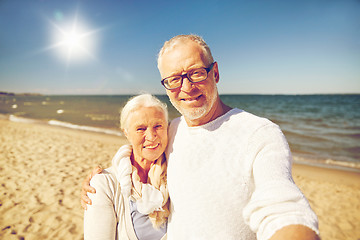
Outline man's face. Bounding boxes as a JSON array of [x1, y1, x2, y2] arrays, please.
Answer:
[[158, 40, 220, 126]]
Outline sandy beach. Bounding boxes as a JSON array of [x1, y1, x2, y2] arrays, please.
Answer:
[[0, 119, 359, 240]]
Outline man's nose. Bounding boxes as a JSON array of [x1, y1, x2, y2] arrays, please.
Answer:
[[180, 77, 194, 92]]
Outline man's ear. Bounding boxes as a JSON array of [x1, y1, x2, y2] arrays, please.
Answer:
[[213, 62, 220, 83]]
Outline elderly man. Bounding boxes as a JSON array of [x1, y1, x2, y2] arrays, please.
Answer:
[[82, 34, 320, 240]]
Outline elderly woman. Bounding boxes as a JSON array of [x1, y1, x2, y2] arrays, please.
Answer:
[[84, 94, 170, 240]]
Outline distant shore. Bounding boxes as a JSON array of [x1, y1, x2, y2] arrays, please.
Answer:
[[0, 91, 43, 96], [0, 119, 359, 239]]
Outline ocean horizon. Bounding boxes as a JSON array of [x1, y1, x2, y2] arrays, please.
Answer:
[[1, 93, 359, 171]]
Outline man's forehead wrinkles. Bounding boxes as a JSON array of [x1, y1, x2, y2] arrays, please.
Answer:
[[170, 65, 202, 76]]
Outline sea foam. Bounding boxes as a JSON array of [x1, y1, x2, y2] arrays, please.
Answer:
[[48, 120, 123, 136]]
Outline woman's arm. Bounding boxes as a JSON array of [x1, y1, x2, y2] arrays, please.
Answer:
[[84, 171, 117, 240]]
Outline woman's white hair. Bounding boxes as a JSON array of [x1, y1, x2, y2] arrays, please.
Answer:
[[120, 93, 168, 131], [157, 34, 214, 68]]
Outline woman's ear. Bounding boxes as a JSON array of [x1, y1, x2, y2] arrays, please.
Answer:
[[122, 128, 128, 138]]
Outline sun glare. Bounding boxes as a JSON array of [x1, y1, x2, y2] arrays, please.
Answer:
[[63, 30, 83, 50], [48, 13, 100, 65]]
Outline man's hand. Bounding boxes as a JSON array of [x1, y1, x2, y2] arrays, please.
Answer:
[[81, 166, 103, 210], [269, 225, 320, 240]]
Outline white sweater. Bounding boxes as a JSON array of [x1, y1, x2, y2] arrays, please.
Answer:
[[84, 145, 167, 240], [84, 167, 138, 240], [165, 108, 319, 240]]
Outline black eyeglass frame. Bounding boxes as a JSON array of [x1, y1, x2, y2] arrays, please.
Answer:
[[161, 62, 216, 90]]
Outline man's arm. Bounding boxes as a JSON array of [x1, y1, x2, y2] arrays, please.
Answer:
[[269, 225, 320, 240], [243, 123, 320, 239], [81, 166, 103, 210]]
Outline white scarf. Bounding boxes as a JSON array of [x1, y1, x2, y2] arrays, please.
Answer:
[[112, 144, 169, 227]]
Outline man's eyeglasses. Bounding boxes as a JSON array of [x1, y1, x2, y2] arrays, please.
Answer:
[[161, 62, 216, 90]]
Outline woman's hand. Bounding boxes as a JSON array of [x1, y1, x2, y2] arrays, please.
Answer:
[[81, 166, 103, 210]]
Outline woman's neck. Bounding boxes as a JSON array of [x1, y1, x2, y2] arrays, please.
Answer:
[[131, 153, 153, 183]]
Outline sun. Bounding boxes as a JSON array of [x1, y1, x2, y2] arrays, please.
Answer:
[[48, 13, 100, 64], [61, 28, 84, 53]]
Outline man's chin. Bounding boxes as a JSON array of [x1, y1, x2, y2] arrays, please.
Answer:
[[170, 98, 208, 121], [180, 106, 208, 121]]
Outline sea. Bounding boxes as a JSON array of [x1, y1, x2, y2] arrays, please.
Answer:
[[1, 94, 359, 172]]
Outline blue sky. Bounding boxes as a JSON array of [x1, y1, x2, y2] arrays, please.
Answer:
[[0, 0, 359, 95]]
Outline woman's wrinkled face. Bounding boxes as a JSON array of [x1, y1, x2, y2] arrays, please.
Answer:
[[125, 107, 168, 162]]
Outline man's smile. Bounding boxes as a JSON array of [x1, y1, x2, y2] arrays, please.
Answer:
[[180, 95, 202, 102]]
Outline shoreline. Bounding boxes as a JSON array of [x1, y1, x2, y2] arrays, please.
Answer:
[[293, 163, 360, 187], [1, 119, 360, 239], [3, 113, 360, 173], [293, 158, 360, 173]]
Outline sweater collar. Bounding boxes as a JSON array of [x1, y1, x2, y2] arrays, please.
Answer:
[[181, 108, 242, 132]]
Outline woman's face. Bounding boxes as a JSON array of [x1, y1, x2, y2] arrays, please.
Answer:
[[125, 107, 168, 162]]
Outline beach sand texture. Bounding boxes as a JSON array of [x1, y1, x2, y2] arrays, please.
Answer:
[[0, 119, 359, 240]]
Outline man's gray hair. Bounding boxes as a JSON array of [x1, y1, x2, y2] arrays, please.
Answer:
[[120, 94, 168, 131], [157, 34, 214, 68]]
